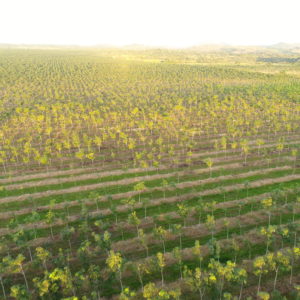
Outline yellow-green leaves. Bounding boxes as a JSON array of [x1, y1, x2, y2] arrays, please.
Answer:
[[106, 250, 123, 273], [261, 198, 273, 209]]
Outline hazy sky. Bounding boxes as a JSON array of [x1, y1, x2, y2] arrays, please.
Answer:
[[1, 0, 299, 47]]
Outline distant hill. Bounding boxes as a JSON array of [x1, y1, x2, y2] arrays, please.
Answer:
[[266, 43, 300, 54], [2, 42, 300, 56]]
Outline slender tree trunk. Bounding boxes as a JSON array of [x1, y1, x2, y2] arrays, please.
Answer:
[[273, 268, 279, 291], [137, 271, 143, 289], [50, 226, 54, 239], [179, 234, 182, 250], [43, 262, 48, 272], [266, 239, 270, 254], [292, 207, 295, 223], [238, 283, 243, 300], [119, 270, 123, 292], [0, 277, 6, 300], [290, 262, 294, 284], [21, 266, 29, 291], [219, 281, 224, 300], [179, 264, 182, 279], [199, 290, 203, 300], [257, 273, 262, 294], [28, 246, 33, 262], [161, 268, 164, 286]]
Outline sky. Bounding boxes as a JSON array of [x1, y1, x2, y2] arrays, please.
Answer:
[[1, 0, 300, 48]]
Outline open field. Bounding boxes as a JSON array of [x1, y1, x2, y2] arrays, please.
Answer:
[[0, 47, 300, 299]]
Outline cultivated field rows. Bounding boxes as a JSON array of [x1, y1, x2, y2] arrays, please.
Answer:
[[1, 49, 300, 299]]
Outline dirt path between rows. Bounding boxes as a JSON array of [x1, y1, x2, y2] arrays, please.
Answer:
[[3, 155, 244, 190], [0, 156, 293, 221], [0, 164, 293, 207], [0, 173, 299, 239], [4, 154, 294, 191]]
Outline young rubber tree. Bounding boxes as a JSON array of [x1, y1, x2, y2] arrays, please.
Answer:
[[128, 211, 141, 237], [45, 209, 57, 239], [153, 226, 168, 253], [261, 198, 273, 226], [142, 282, 158, 300], [10, 284, 29, 300], [170, 224, 183, 250], [0, 260, 7, 300], [205, 215, 216, 240], [138, 229, 149, 257], [208, 259, 236, 300], [288, 246, 300, 284], [233, 267, 247, 300], [156, 252, 166, 287], [203, 158, 213, 177], [7, 254, 29, 292], [130, 261, 149, 290], [272, 251, 290, 291], [253, 256, 269, 294], [259, 225, 276, 254], [87, 264, 102, 299], [141, 197, 150, 219], [183, 266, 207, 300], [35, 246, 51, 272], [176, 203, 190, 226], [161, 179, 169, 200], [195, 197, 204, 225], [193, 240, 203, 268], [134, 182, 146, 203], [106, 250, 124, 292]]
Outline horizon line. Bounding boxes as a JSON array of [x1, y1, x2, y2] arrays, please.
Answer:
[[1, 41, 300, 50]]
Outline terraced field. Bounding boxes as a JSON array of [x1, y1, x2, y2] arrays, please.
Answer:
[[0, 48, 300, 299]]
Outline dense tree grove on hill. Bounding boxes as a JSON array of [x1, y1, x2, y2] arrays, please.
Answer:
[[0, 48, 299, 299]]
